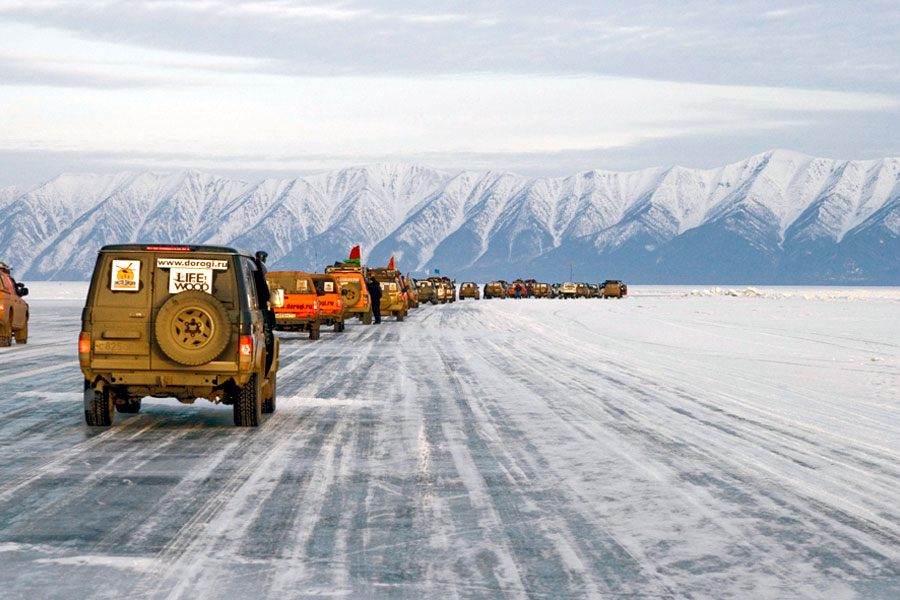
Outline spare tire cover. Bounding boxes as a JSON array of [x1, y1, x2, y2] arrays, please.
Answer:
[[155, 290, 231, 366], [341, 282, 362, 306]]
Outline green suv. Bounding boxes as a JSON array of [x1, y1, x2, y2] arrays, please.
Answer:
[[79, 244, 279, 427]]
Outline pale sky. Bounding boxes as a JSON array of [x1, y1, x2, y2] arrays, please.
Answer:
[[2, 0, 900, 186]]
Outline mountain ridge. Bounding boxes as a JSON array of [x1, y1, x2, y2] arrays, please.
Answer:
[[2, 151, 899, 283]]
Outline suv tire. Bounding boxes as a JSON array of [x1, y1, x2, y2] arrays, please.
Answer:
[[233, 374, 262, 427], [85, 382, 114, 426], [155, 291, 231, 366]]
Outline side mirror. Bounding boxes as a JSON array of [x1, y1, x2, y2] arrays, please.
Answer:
[[271, 288, 284, 308], [16, 283, 28, 297]]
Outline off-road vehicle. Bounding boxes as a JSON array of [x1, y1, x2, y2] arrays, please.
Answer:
[[370, 267, 409, 321], [483, 281, 507, 299], [531, 282, 551, 298], [311, 273, 347, 332], [601, 280, 627, 298], [428, 277, 448, 303], [559, 282, 578, 299], [404, 275, 419, 308], [325, 262, 374, 324], [266, 271, 322, 339], [79, 244, 279, 427], [459, 282, 480, 300], [416, 279, 438, 304], [0, 262, 29, 347], [443, 277, 457, 302]]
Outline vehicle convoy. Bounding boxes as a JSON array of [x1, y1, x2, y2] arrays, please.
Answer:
[[483, 281, 508, 299], [266, 271, 322, 339], [459, 281, 480, 300], [325, 262, 374, 324], [370, 266, 409, 321], [601, 280, 628, 298], [0, 262, 29, 347], [79, 244, 279, 427], [311, 273, 347, 332]]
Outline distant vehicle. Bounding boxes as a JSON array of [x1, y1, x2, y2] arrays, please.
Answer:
[[325, 262, 374, 324], [587, 283, 600, 298], [576, 283, 591, 298], [428, 277, 448, 303], [404, 275, 419, 308], [601, 280, 627, 299], [79, 244, 278, 427], [560, 282, 578, 299], [483, 281, 507, 299], [442, 277, 457, 302], [459, 281, 480, 300], [370, 267, 409, 321], [267, 271, 322, 339], [311, 273, 346, 332], [416, 279, 438, 304], [531, 282, 551, 298], [0, 261, 28, 347]]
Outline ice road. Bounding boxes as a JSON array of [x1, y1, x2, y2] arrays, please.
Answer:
[[1, 284, 899, 599]]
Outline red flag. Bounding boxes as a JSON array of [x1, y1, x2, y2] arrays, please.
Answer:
[[387, 255, 396, 270]]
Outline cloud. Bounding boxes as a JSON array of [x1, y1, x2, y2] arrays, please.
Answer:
[[2, 1, 899, 93]]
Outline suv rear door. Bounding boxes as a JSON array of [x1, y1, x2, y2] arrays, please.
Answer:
[[88, 250, 153, 371]]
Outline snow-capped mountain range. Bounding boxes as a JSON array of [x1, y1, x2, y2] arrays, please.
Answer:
[[2, 150, 900, 283]]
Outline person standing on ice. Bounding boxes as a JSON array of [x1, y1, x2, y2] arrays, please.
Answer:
[[366, 274, 382, 324], [515, 282, 523, 299]]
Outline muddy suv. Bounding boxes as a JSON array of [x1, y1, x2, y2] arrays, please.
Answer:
[[416, 279, 437, 304], [370, 267, 409, 321], [0, 262, 29, 346], [459, 282, 480, 300], [483, 281, 507, 299], [325, 262, 374, 324], [601, 280, 627, 298], [79, 245, 279, 427]]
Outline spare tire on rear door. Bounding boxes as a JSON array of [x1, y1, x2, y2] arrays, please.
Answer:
[[155, 290, 231, 366], [341, 282, 361, 306]]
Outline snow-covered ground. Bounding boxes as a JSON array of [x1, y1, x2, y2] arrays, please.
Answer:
[[1, 284, 899, 599]]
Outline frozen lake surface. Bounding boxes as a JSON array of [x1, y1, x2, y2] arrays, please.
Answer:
[[1, 284, 899, 599]]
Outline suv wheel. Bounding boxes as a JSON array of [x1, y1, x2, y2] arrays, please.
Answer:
[[84, 381, 114, 426], [362, 310, 373, 325], [155, 291, 231, 366], [233, 374, 262, 427], [310, 325, 320, 340], [262, 372, 276, 414]]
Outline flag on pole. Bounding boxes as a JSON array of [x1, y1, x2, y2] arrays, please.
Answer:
[[346, 245, 361, 264], [387, 255, 396, 270]]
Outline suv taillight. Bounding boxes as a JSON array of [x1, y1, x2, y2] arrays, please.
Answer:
[[239, 335, 252, 358], [78, 332, 90, 367], [78, 332, 90, 354]]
